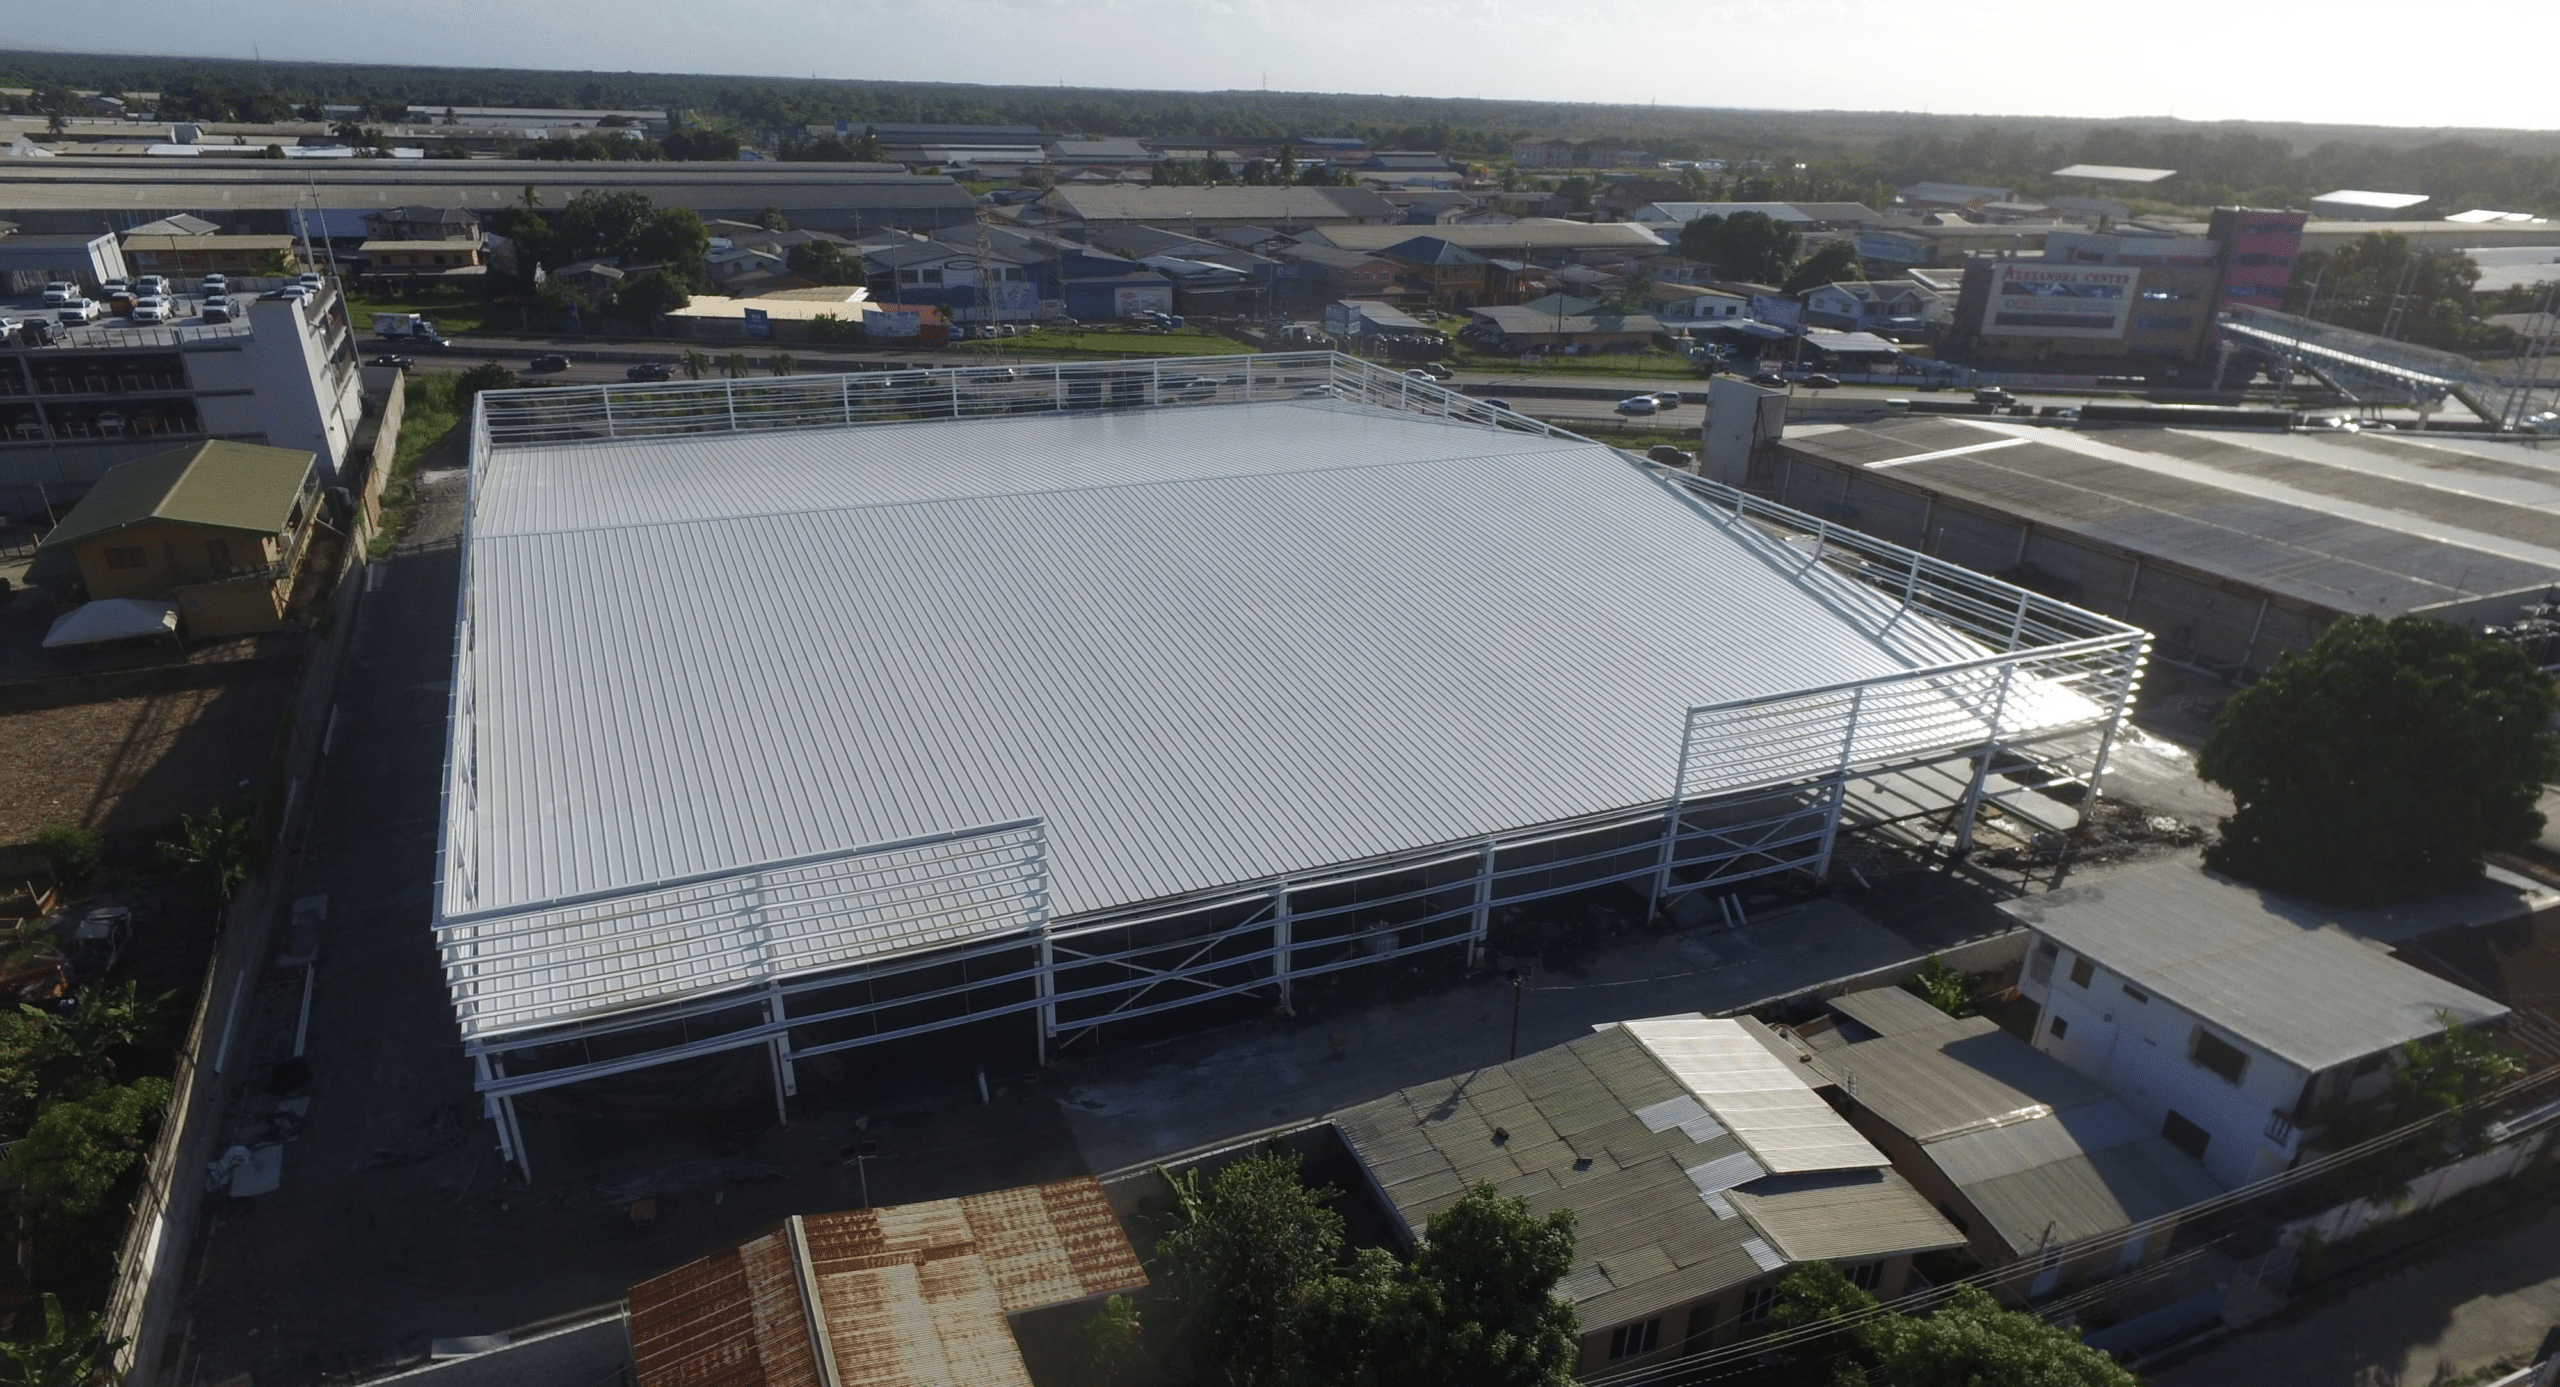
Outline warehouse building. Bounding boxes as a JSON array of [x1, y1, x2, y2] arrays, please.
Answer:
[[438, 355, 2144, 1175], [1722, 408, 2560, 677]]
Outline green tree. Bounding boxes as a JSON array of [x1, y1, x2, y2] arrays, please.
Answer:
[[768, 352, 797, 377], [722, 351, 751, 379], [852, 125, 887, 161], [633, 207, 712, 289], [1783, 239, 1864, 293], [681, 348, 710, 380], [0, 1292, 123, 1387], [2199, 615, 2557, 904], [1764, 1267, 2132, 1387], [755, 206, 791, 231], [454, 361, 518, 410], [552, 189, 657, 264], [31, 980, 177, 1092], [1387, 1185, 1579, 1387], [1903, 956, 1979, 1018], [615, 269, 692, 323], [787, 240, 866, 285], [1, 1078, 171, 1232], [32, 824, 102, 890], [1598, 266, 1654, 317], [0, 1008, 45, 1139], [2317, 1015, 2524, 1201], [1678, 212, 1800, 283], [1154, 1149, 1346, 1387], [1075, 1294, 1145, 1387], [1554, 176, 1594, 213], [158, 806, 261, 910]]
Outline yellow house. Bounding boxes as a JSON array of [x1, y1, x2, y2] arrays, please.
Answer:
[[359, 239, 483, 273], [120, 234, 300, 276], [28, 440, 324, 639]]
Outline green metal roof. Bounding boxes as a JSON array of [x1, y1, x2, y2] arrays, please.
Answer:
[[35, 441, 317, 553]]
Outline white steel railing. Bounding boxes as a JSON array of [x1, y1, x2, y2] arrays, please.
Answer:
[[470, 350, 1572, 456]]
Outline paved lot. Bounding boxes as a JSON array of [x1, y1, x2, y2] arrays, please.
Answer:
[[2150, 1196, 2560, 1387]]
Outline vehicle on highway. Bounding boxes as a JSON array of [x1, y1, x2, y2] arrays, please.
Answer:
[[1649, 391, 1682, 408], [1973, 386, 2016, 406], [1749, 371, 1788, 387], [1646, 445, 1694, 467], [1410, 361, 1454, 380], [1614, 395, 1659, 416], [2528, 410, 2560, 435], [526, 353, 571, 373], [370, 354, 416, 373], [1801, 374, 1840, 389], [1481, 398, 1512, 412], [1167, 375, 1219, 396], [372, 312, 443, 344], [626, 361, 675, 381]]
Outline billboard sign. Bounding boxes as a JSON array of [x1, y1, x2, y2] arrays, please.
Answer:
[[742, 307, 772, 339], [1982, 264, 2140, 338]]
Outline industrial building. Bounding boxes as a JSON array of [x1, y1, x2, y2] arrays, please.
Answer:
[[438, 354, 2145, 1175], [0, 158, 976, 236], [1721, 407, 2560, 677]]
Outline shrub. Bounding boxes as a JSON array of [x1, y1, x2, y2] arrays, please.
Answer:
[[32, 824, 102, 889]]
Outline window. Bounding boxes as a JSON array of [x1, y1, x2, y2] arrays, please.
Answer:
[[2068, 956, 2095, 988], [1608, 1318, 1662, 1359], [1682, 1303, 1718, 1354], [2162, 1109, 2212, 1161], [2122, 984, 2150, 1004], [1740, 1287, 1778, 1325], [104, 545, 147, 570], [1847, 1261, 1883, 1291], [2049, 1014, 2070, 1040], [2192, 1029, 2250, 1085], [206, 537, 234, 572], [2028, 941, 2059, 985]]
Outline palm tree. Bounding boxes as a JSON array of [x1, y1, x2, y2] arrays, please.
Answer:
[[0, 1293, 121, 1387], [722, 351, 751, 379], [681, 349, 709, 381], [768, 352, 797, 377]]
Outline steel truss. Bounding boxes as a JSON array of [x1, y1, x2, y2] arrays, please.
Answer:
[[442, 355, 2149, 1178]]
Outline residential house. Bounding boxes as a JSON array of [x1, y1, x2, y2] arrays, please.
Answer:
[[549, 259, 628, 296], [627, 1178, 1147, 1387], [27, 440, 323, 638], [1794, 987, 2223, 1292], [1282, 245, 1400, 303], [1706, 280, 1802, 326], [1648, 283, 1750, 323], [1373, 235, 1493, 308], [362, 205, 481, 241], [2007, 861, 2509, 1189], [1334, 1017, 1963, 1375], [1799, 280, 1936, 332], [1466, 302, 1664, 354], [122, 213, 221, 238], [358, 239, 482, 276], [1322, 299, 1430, 339], [120, 234, 297, 277], [705, 243, 787, 287]]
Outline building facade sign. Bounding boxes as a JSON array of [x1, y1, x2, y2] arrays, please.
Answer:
[[1983, 264, 2141, 338]]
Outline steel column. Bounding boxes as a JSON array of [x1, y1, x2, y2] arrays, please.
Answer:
[[2078, 641, 2146, 811], [1271, 884, 1294, 1015], [1469, 840, 1496, 967], [1651, 712, 1704, 914], [1811, 687, 1868, 878], [1951, 662, 2021, 855], [1033, 923, 1056, 1068]]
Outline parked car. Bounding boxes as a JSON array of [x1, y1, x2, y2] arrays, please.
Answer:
[[295, 272, 324, 291], [55, 299, 101, 324], [200, 273, 228, 294], [260, 285, 312, 302], [1801, 373, 1840, 389], [130, 300, 168, 324], [1649, 391, 1683, 408], [370, 354, 416, 373], [99, 278, 132, 299], [625, 361, 674, 381], [526, 353, 571, 373], [1614, 395, 1659, 416], [201, 299, 233, 324], [41, 281, 77, 306], [1645, 445, 1695, 467], [1748, 371, 1788, 387], [135, 275, 170, 297]]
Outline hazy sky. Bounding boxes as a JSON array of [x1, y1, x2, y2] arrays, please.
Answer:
[[71, 0, 2560, 132]]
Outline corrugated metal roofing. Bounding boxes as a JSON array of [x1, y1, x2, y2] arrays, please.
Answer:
[[37, 440, 314, 550], [1825, 986, 1964, 1039], [1728, 1171, 1966, 1264], [2003, 862, 2509, 1072], [452, 401, 2032, 931], [628, 1177, 1145, 1387], [1622, 1018, 1890, 1173], [1778, 419, 2560, 617], [1334, 1023, 1954, 1334]]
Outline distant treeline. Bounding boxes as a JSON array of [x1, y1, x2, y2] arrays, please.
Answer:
[[4, 51, 2557, 213]]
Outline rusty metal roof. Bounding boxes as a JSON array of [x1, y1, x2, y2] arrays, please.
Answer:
[[628, 1177, 1147, 1387]]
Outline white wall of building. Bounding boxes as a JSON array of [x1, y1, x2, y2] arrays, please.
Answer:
[[2021, 933, 2310, 1189]]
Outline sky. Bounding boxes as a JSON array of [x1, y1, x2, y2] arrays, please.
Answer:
[[59, 0, 2560, 132]]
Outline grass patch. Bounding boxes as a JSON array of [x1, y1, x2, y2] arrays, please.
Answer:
[[344, 286, 503, 340], [1451, 349, 1706, 380], [367, 372, 465, 559], [1005, 327, 1242, 358]]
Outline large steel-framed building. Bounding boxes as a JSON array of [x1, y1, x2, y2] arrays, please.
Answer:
[[437, 354, 2147, 1174]]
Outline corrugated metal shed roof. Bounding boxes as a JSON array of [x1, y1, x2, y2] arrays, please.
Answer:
[[1622, 1018, 1890, 1173], [1805, 988, 2225, 1253], [1303, 219, 1667, 253], [1825, 986, 1962, 1039], [452, 401, 2024, 929], [37, 440, 314, 551], [628, 1177, 1145, 1387], [1044, 185, 1398, 222], [1777, 419, 2560, 617], [2003, 862, 2509, 1072], [1334, 1024, 1955, 1333]]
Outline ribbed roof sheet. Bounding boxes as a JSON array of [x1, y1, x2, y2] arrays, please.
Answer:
[[1623, 1018, 1890, 1174], [451, 401, 2021, 926]]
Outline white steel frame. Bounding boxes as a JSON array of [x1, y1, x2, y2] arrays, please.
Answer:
[[438, 352, 2149, 1176]]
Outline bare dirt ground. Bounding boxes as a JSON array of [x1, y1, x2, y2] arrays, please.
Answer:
[[0, 676, 296, 851]]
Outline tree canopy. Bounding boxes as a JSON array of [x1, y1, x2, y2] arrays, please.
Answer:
[[787, 240, 866, 285], [1152, 1150, 1578, 1387], [1762, 1262, 2135, 1387], [1782, 238, 1864, 293], [2198, 615, 2558, 904], [1, 1077, 171, 1233], [1677, 211, 1799, 283]]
